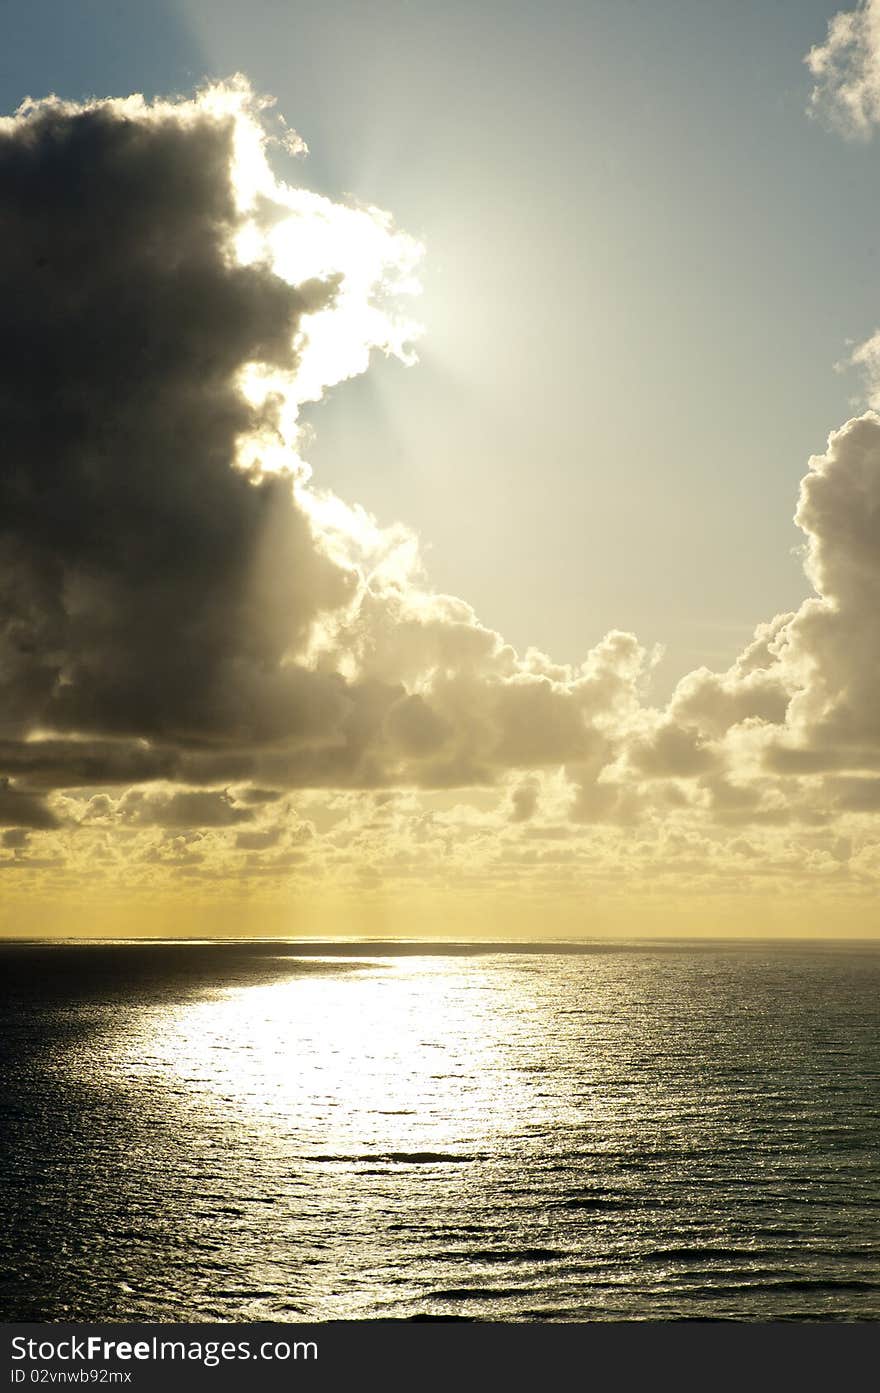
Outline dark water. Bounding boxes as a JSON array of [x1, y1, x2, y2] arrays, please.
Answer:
[[1, 939, 879, 1322]]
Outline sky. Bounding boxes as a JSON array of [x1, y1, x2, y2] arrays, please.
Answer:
[[2, 0, 880, 938]]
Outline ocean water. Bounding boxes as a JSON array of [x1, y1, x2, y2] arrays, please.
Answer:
[[1, 939, 878, 1323]]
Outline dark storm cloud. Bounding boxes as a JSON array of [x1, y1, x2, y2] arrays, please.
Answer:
[[0, 95, 349, 756], [236, 787, 284, 804], [0, 737, 179, 787], [0, 778, 58, 828]]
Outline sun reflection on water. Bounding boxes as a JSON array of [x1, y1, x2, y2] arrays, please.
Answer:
[[114, 955, 545, 1162], [9, 945, 879, 1321]]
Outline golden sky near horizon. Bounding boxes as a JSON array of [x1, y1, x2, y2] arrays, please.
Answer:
[[3, 4, 880, 938]]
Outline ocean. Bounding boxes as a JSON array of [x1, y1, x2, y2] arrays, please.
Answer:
[[1, 939, 878, 1322]]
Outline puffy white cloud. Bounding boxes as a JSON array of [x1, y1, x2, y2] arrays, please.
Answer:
[[847, 328, 880, 408], [806, 0, 880, 135], [668, 615, 794, 738], [779, 413, 880, 753], [647, 414, 880, 797]]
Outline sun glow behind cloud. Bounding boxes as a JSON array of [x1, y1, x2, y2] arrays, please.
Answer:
[[202, 77, 425, 476], [5, 26, 880, 937]]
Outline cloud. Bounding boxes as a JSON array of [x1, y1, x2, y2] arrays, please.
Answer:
[[806, 0, 880, 135], [667, 615, 794, 737], [843, 327, 880, 410], [119, 788, 254, 828], [234, 826, 282, 850], [509, 778, 539, 824], [646, 413, 880, 786], [2, 827, 30, 849], [0, 738, 179, 788], [0, 80, 640, 816], [0, 778, 58, 829], [3, 65, 880, 922], [782, 413, 880, 752], [628, 722, 719, 779], [0, 86, 361, 752]]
